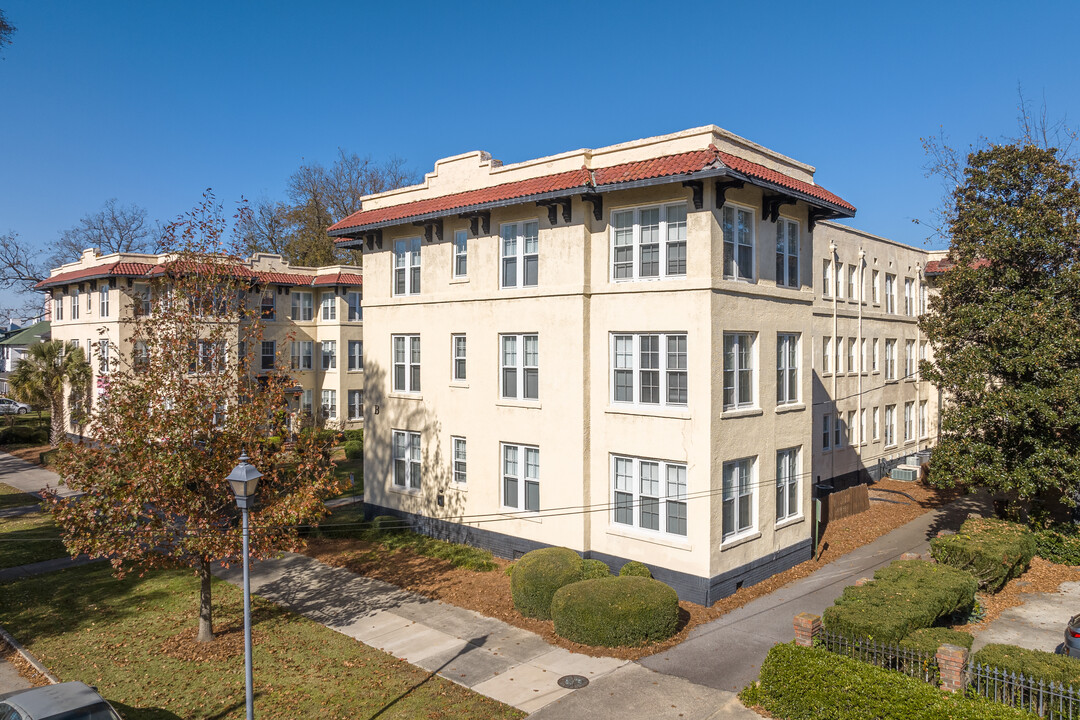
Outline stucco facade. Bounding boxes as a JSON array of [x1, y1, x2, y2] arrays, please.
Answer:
[[330, 125, 936, 605]]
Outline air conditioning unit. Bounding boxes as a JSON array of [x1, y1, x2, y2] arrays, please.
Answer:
[[891, 466, 920, 482]]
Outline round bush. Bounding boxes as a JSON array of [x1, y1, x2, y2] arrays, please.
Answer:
[[582, 559, 610, 579], [372, 515, 404, 533], [551, 576, 679, 647], [343, 440, 362, 460], [510, 547, 584, 620], [619, 560, 652, 578]]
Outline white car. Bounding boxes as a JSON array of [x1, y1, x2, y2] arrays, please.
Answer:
[[0, 682, 122, 720], [0, 398, 29, 414]]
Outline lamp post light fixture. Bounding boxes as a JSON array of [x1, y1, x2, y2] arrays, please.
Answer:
[[227, 451, 262, 720]]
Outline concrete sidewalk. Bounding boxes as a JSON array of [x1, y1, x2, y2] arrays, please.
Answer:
[[0, 452, 69, 497], [639, 490, 992, 693]]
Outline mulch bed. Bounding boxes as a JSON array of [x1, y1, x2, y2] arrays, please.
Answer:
[[955, 557, 1080, 633], [305, 479, 960, 660]]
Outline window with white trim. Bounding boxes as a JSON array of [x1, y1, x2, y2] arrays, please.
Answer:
[[872, 269, 880, 304], [321, 389, 337, 419], [835, 411, 844, 446], [775, 218, 799, 287], [848, 264, 857, 299], [98, 339, 109, 374], [872, 406, 880, 440], [99, 287, 110, 317], [905, 340, 916, 378], [54, 294, 63, 321], [348, 389, 363, 420], [392, 430, 421, 490], [347, 292, 362, 321], [261, 341, 275, 370], [321, 293, 336, 320], [290, 341, 312, 370], [861, 338, 867, 373], [501, 221, 538, 288], [722, 457, 755, 541], [885, 339, 897, 380], [920, 284, 927, 314], [885, 273, 896, 313], [835, 263, 844, 298], [348, 340, 363, 371], [722, 204, 755, 281], [291, 291, 313, 321], [847, 410, 856, 444], [451, 334, 466, 382], [611, 333, 687, 406], [392, 335, 421, 393], [847, 338, 856, 374], [321, 340, 337, 370], [823, 413, 832, 450], [904, 401, 914, 441], [500, 334, 538, 400], [71, 289, 80, 320], [502, 443, 539, 512], [904, 278, 914, 316], [776, 333, 799, 405], [611, 204, 687, 281], [885, 404, 896, 446], [301, 389, 313, 415], [453, 230, 468, 278], [612, 455, 687, 537], [775, 447, 800, 522], [822, 260, 832, 297], [823, 336, 832, 373], [872, 338, 880, 372], [860, 408, 867, 444], [393, 237, 422, 296], [723, 332, 755, 410], [452, 437, 466, 483], [919, 400, 928, 438]]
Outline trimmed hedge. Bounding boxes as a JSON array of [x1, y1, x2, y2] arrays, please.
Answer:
[[371, 515, 404, 533], [823, 560, 977, 643], [511, 547, 584, 619], [550, 576, 678, 647], [343, 429, 364, 444], [899, 627, 974, 654], [973, 644, 1080, 689], [343, 441, 362, 460], [619, 560, 652, 578], [930, 518, 1035, 592], [742, 642, 1032, 720], [0, 425, 47, 445], [581, 559, 610, 579], [1034, 524, 1080, 566]]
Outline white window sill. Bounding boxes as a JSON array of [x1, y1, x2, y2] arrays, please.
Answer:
[[606, 405, 690, 420], [390, 486, 422, 496], [775, 403, 805, 414], [496, 399, 541, 410], [606, 525, 692, 551], [449, 277, 470, 284], [721, 407, 763, 419], [449, 381, 469, 389], [388, 392, 423, 401], [720, 530, 761, 551], [347, 369, 363, 374], [775, 515, 804, 531], [884, 443, 897, 450], [722, 276, 757, 284]]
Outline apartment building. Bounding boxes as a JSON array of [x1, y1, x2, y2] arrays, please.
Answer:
[[328, 125, 936, 605], [37, 249, 364, 434]]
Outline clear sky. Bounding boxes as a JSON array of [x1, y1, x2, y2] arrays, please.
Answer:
[[2, 1, 1079, 311]]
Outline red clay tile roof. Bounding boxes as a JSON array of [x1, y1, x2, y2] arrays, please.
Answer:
[[146, 261, 257, 278], [34, 261, 156, 289], [312, 272, 363, 286], [924, 258, 991, 274], [329, 145, 855, 236], [256, 272, 312, 286]]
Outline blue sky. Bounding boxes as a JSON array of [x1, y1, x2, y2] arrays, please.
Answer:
[[2, 1, 1079, 311]]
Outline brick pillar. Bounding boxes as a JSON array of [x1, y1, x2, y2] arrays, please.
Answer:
[[936, 643, 969, 692], [793, 613, 822, 647]]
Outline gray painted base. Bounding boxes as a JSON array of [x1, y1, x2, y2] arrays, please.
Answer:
[[363, 503, 812, 606]]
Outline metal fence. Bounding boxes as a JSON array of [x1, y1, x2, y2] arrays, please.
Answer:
[[819, 629, 940, 685], [969, 662, 1080, 719]]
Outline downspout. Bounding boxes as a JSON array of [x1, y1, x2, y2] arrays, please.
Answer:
[[857, 249, 865, 462], [830, 242, 838, 485], [915, 263, 923, 453]]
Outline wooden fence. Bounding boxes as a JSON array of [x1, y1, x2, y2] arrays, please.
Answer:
[[824, 483, 870, 523]]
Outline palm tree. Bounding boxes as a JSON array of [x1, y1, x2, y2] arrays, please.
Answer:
[[10, 340, 92, 447]]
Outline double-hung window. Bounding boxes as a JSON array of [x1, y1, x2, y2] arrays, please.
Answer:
[[775, 219, 799, 287], [904, 278, 914, 315], [860, 338, 867, 373], [347, 292, 362, 321], [348, 390, 363, 420], [835, 412, 844, 446], [860, 409, 867, 445], [904, 401, 914, 441], [260, 291, 275, 320], [822, 260, 832, 297], [872, 338, 880, 372], [919, 400, 928, 438], [722, 205, 755, 281], [723, 333, 755, 410], [849, 264, 857, 300], [321, 389, 337, 419], [321, 293, 336, 320], [847, 338, 856, 375], [501, 221, 538, 288], [920, 284, 927, 315], [301, 390, 313, 415], [71, 289, 80, 320], [884, 274, 896, 313], [261, 341, 275, 370], [885, 339, 897, 380], [99, 287, 110, 317], [392, 335, 421, 393], [610, 204, 687, 280], [321, 340, 337, 370], [98, 339, 109, 374], [54, 295, 63, 321], [451, 334, 466, 381], [873, 406, 880, 440], [291, 341, 313, 370], [872, 269, 880, 304], [776, 448, 800, 522], [885, 404, 896, 446], [611, 455, 687, 537], [392, 430, 421, 490], [776, 333, 798, 405], [905, 340, 916, 378], [847, 410, 856, 444], [348, 340, 363, 371], [823, 336, 832, 373], [452, 437, 467, 483], [393, 237, 422, 295], [611, 333, 687, 406], [291, 292, 313, 321], [502, 443, 539, 512], [835, 263, 844, 298], [722, 457, 755, 541], [453, 230, 468, 278], [500, 334, 538, 400], [823, 414, 832, 450]]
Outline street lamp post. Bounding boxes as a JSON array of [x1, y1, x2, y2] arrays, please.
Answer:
[[227, 451, 262, 720]]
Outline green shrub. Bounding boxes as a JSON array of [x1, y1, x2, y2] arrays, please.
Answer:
[[822, 560, 977, 643], [39, 448, 59, 466], [930, 518, 1035, 592], [744, 642, 1032, 720], [1034, 523, 1080, 566], [619, 560, 652, 578], [343, 441, 362, 460], [510, 547, 584, 620], [343, 429, 364, 444], [0, 425, 46, 445], [899, 627, 974, 654], [264, 436, 283, 452], [374, 530, 498, 571], [551, 576, 679, 647], [973, 644, 1080, 689], [371, 515, 404, 534], [581, 559, 610, 579]]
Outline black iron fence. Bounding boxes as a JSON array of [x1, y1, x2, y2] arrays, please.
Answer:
[[819, 629, 940, 685], [969, 662, 1080, 719]]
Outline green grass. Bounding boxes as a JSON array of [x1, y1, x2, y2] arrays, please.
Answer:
[[0, 563, 524, 720], [0, 481, 40, 510], [332, 457, 363, 497], [0, 510, 67, 569]]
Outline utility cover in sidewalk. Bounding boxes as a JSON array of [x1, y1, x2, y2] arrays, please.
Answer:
[[557, 675, 589, 689]]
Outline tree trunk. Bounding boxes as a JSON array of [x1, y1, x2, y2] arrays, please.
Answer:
[[197, 557, 214, 642], [50, 394, 64, 447]]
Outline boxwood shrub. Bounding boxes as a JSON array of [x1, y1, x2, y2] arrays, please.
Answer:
[[823, 559, 977, 643], [0, 425, 47, 445], [973, 644, 1080, 689], [619, 560, 652, 578], [743, 642, 1032, 720], [343, 429, 364, 444], [581, 558, 610, 579], [550, 576, 678, 647], [343, 440, 362, 460], [899, 627, 974, 654], [930, 518, 1035, 592], [1034, 523, 1080, 566], [510, 547, 584, 619]]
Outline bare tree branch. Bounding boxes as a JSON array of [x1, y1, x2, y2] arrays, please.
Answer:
[[0, 231, 47, 292], [50, 199, 158, 268], [0, 9, 16, 58]]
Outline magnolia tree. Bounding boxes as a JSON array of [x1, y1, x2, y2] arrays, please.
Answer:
[[47, 193, 342, 642]]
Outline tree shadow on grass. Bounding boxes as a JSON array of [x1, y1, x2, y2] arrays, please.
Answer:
[[109, 701, 184, 720]]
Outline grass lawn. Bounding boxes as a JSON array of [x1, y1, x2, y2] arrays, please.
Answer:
[[0, 510, 67, 569], [0, 563, 524, 720], [332, 457, 363, 497], [0, 481, 40, 511]]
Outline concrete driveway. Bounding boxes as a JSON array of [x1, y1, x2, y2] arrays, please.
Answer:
[[972, 581, 1080, 654]]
